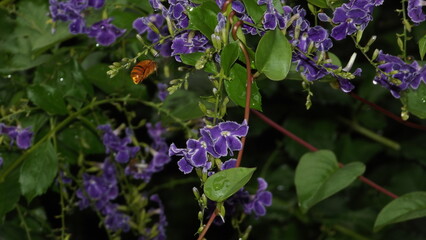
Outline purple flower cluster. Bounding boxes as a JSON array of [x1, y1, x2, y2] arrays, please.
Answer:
[[125, 123, 171, 182], [76, 159, 130, 232], [157, 83, 169, 101], [98, 124, 140, 164], [216, 0, 258, 35], [0, 123, 32, 150], [319, 0, 384, 40], [210, 161, 273, 221], [49, 0, 126, 46], [169, 121, 248, 174], [258, 0, 291, 30], [133, 0, 212, 60], [373, 51, 426, 98], [408, 0, 426, 23], [243, 178, 272, 217], [139, 194, 168, 240], [278, 6, 360, 92]]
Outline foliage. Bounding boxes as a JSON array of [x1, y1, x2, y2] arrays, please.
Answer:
[[0, 0, 426, 239]]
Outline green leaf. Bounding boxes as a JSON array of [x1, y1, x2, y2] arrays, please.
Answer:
[[221, 42, 240, 75], [241, 0, 267, 24], [162, 90, 204, 122], [57, 122, 104, 156], [27, 84, 68, 115], [418, 34, 426, 60], [374, 192, 426, 232], [225, 64, 262, 110], [19, 140, 58, 202], [187, 1, 219, 40], [34, 58, 94, 110], [307, 0, 328, 8], [0, 158, 21, 220], [255, 29, 292, 81], [401, 83, 426, 119], [204, 167, 256, 202], [179, 52, 217, 74], [295, 150, 365, 213]]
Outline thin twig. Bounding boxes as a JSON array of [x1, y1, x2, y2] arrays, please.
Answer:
[[251, 109, 399, 199]]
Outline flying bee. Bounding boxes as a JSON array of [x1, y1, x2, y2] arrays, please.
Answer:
[[130, 60, 157, 84]]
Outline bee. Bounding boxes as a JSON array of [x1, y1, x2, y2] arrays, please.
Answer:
[[130, 60, 157, 84]]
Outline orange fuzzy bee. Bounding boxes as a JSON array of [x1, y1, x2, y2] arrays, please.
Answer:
[[130, 60, 157, 84]]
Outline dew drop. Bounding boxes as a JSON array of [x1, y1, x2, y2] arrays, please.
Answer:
[[59, 77, 64, 82], [6, 74, 11, 78]]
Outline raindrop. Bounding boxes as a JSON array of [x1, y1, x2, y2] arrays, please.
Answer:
[[96, 43, 100, 47], [59, 77, 64, 82]]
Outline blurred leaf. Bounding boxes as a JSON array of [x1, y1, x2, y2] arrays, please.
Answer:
[[162, 90, 203, 121], [0, 2, 72, 73], [307, 0, 328, 8], [284, 117, 336, 160], [27, 84, 68, 115], [221, 42, 240, 76], [19, 113, 49, 136], [109, 9, 140, 30], [241, 0, 267, 24], [204, 167, 256, 202], [401, 83, 426, 119], [255, 29, 292, 81], [418, 34, 426, 60], [336, 134, 382, 164], [0, 161, 20, 220], [34, 59, 94, 109], [374, 192, 426, 232], [225, 64, 262, 110], [295, 150, 365, 213], [57, 122, 104, 156], [19, 140, 58, 202], [187, 1, 219, 40], [180, 52, 217, 74]]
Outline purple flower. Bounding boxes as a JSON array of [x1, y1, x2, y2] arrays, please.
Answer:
[[88, 0, 104, 8], [171, 31, 211, 61], [201, 121, 248, 157], [169, 121, 248, 174], [125, 123, 170, 182], [98, 124, 140, 164], [104, 207, 130, 232], [221, 159, 237, 170], [326, 0, 383, 40], [87, 18, 126, 46], [149, 194, 168, 240], [373, 51, 426, 98], [169, 139, 211, 174], [0, 124, 33, 149], [408, 0, 426, 23], [258, 0, 287, 30], [69, 17, 86, 34], [0, 157, 3, 168], [244, 178, 272, 217], [49, 0, 122, 45], [157, 83, 168, 101]]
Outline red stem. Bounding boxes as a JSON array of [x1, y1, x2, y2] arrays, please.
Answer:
[[198, 13, 254, 240], [349, 92, 426, 131], [251, 109, 399, 199], [197, 211, 218, 240]]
